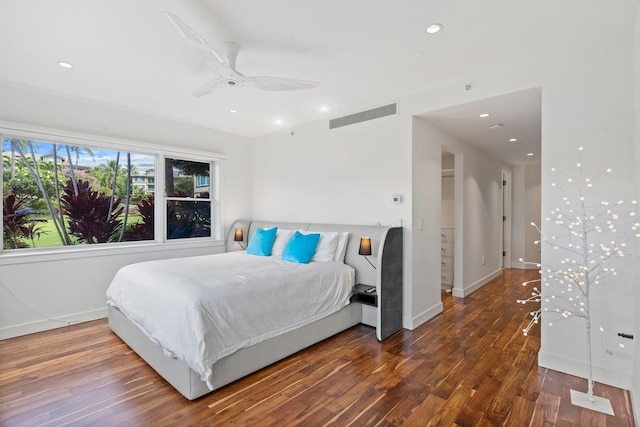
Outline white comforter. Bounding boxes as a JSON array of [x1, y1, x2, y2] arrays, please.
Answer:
[[106, 251, 354, 389]]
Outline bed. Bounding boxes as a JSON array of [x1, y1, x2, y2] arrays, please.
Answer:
[[107, 220, 403, 400]]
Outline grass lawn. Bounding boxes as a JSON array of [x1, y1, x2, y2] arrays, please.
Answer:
[[24, 214, 143, 248]]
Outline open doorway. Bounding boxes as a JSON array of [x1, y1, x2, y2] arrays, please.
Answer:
[[420, 87, 541, 299]]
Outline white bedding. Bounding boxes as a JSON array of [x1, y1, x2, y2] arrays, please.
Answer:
[[106, 251, 354, 389]]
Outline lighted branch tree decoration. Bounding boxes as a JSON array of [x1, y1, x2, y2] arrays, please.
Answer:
[[518, 146, 639, 415]]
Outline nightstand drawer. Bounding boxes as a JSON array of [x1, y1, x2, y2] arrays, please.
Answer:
[[441, 269, 453, 285], [441, 228, 454, 243], [440, 242, 454, 257], [441, 256, 454, 271]]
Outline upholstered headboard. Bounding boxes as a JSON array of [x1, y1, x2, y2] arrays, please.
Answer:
[[226, 219, 403, 339], [227, 220, 392, 284]]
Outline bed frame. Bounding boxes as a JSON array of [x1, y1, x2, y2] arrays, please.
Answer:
[[108, 220, 403, 400]]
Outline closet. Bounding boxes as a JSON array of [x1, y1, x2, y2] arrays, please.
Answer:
[[441, 151, 455, 291]]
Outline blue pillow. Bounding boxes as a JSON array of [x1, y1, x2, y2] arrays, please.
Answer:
[[246, 227, 278, 256], [281, 231, 321, 264]]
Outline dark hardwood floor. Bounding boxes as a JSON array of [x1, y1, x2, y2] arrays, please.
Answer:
[[1, 269, 635, 426]]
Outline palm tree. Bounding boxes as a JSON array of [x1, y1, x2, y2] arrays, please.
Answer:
[[118, 152, 132, 242], [2, 152, 10, 172], [11, 139, 71, 245], [3, 138, 23, 180], [69, 145, 95, 169], [93, 160, 124, 195]]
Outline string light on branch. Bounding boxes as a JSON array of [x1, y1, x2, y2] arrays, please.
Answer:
[[518, 146, 638, 408]]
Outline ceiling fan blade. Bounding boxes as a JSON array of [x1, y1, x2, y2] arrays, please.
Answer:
[[191, 81, 224, 97], [244, 76, 319, 91], [224, 41, 240, 71], [163, 12, 225, 66]]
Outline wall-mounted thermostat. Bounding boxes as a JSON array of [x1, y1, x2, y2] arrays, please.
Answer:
[[392, 194, 404, 205]]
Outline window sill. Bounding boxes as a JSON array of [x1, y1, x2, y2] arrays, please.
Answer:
[[0, 239, 226, 266]]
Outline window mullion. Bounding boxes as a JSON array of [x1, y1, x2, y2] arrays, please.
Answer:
[[156, 154, 166, 243]]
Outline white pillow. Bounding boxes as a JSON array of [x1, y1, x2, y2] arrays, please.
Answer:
[[297, 230, 339, 262], [311, 231, 340, 262], [333, 232, 350, 263], [271, 229, 295, 257]]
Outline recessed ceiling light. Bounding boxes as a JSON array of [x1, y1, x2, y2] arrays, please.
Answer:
[[230, 109, 238, 114], [57, 61, 73, 68], [275, 119, 283, 125], [527, 152, 534, 156], [425, 23, 443, 34], [488, 123, 504, 129], [319, 106, 329, 112], [479, 113, 490, 118], [509, 138, 518, 142]]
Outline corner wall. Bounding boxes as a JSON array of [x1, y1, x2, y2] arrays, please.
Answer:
[[632, 2, 640, 421]]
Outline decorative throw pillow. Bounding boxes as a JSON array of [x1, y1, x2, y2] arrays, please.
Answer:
[[246, 227, 278, 256], [281, 231, 321, 264]]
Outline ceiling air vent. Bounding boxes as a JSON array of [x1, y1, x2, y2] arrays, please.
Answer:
[[329, 102, 397, 129]]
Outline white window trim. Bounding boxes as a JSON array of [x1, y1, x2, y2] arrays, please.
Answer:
[[0, 120, 226, 264], [161, 155, 219, 242]]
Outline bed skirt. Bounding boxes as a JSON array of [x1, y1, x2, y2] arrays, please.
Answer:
[[108, 303, 362, 400]]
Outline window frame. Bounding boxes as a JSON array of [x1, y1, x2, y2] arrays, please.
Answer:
[[162, 155, 218, 242], [0, 121, 226, 264]]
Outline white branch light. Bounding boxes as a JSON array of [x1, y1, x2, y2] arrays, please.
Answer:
[[518, 147, 638, 414]]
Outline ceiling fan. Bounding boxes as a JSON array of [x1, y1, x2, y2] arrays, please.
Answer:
[[163, 12, 319, 97]]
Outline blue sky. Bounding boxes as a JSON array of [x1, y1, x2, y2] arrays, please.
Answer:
[[2, 137, 155, 172]]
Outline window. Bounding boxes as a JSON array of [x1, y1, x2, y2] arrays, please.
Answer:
[[165, 158, 213, 240], [1, 125, 223, 253]]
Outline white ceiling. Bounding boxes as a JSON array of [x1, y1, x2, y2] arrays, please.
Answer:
[[0, 1, 637, 165], [425, 88, 542, 166]]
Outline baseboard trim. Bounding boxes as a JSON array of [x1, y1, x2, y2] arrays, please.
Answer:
[[406, 301, 443, 330], [511, 261, 540, 270], [0, 307, 107, 340], [452, 269, 502, 298], [538, 350, 632, 391]]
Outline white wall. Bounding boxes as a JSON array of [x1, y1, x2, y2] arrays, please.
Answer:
[[536, 33, 637, 389], [512, 163, 541, 268], [250, 114, 416, 326], [524, 165, 541, 265], [633, 3, 640, 420], [0, 83, 253, 339], [411, 118, 446, 326], [251, 117, 410, 226]]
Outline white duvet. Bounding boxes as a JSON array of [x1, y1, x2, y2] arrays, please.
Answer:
[[106, 251, 354, 389]]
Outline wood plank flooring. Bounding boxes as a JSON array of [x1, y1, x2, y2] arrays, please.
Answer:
[[1, 269, 635, 426]]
